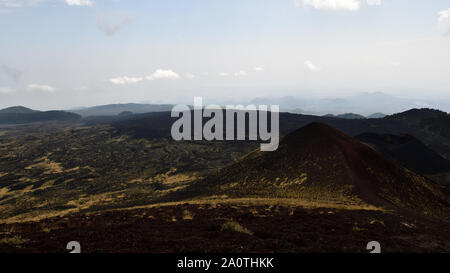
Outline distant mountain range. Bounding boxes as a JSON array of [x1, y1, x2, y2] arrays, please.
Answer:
[[249, 92, 450, 116], [0, 106, 81, 125], [3, 91, 448, 119], [70, 102, 389, 119], [68, 103, 174, 117], [324, 113, 367, 119]]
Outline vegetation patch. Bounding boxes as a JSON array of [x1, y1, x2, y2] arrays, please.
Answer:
[[0, 235, 28, 248], [221, 221, 254, 236]]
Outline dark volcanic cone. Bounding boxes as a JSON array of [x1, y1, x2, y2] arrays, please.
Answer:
[[180, 123, 449, 216]]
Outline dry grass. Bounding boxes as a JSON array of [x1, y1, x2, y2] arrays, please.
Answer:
[[0, 196, 384, 224], [120, 197, 384, 212], [25, 155, 64, 174], [66, 190, 127, 210], [0, 187, 9, 198], [221, 221, 254, 235], [0, 235, 28, 247], [151, 169, 199, 185]]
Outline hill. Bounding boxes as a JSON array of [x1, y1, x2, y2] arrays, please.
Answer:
[[420, 112, 450, 139], [323, 113, 366, 119], [336, 113, 366, 119], [70, 103, 174, 117], [175, 123, 450, 217], [387, 108, 446, 123], [384, 108, 450, 151], [107, 108, 450, 159], [0, 106, 37, 114], [355, 133, 450, 175], [0, 107, 81, 125], [367, 113, 387, 119]]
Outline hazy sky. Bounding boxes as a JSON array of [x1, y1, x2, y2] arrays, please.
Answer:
[[1, 0, 450, 110]]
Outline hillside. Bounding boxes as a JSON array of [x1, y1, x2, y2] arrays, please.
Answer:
[[367, 113, 387, 119], [0, 106, 37, 114], [107, 108, 450, 160], [0, 119, 450, 253], [0, 122, 256, 222], [420, 113, 450, 139], [0, 106, 81, 125], [356, 133, 450, 175], [337, 113, 366, 119], [176, 123, 450, 217]]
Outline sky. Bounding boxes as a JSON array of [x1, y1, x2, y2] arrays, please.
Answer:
[[0, 0, 450, 110]]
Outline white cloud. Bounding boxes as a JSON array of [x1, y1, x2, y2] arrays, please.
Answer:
[[110, 70, 183, 84], [300, 0, 381, 11], [185, 73, 196, 79], [254, 67, 264, 71], [304, 60, 321, 71], [0, 87, 14, 94], [27, 84, 56, 92], [218, 72, 229, 77], [0, 0, 94, 12], [146, 69, 180, 81], [438, 9, 450, 22], [234, 71, 247, 77], [65, 0, 93, 6], [366, 0, 381, 6], [109, 76, 143, 85], [438, 8, 450, 36], [302, 0, 360, 11]]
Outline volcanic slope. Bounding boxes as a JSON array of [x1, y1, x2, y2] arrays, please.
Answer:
[[355, 133, 450, 175], [176, 123, 450, 218]]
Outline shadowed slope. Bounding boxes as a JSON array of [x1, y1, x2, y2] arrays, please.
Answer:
[[355, 133, 450, 175]]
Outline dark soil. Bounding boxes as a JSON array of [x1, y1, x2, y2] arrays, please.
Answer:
[[1, 204, 449, 253]]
